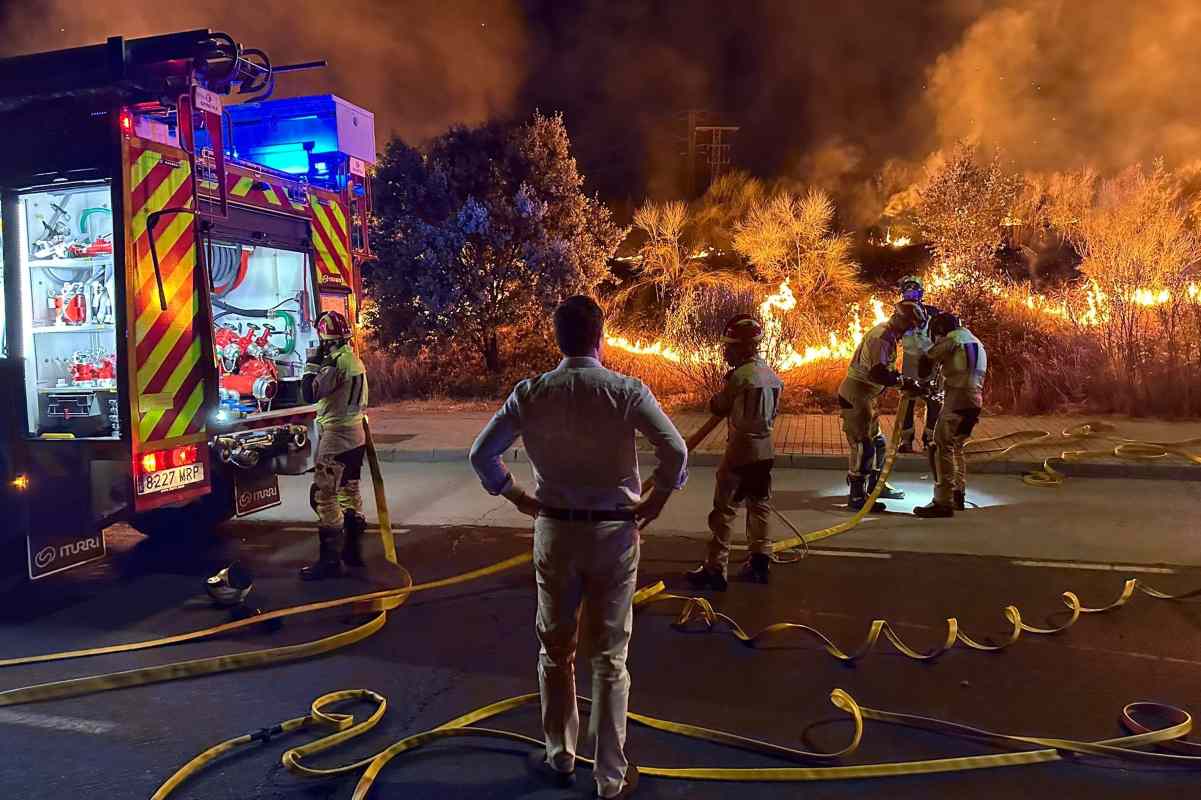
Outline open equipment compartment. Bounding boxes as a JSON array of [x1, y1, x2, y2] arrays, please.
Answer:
[[206, 222, 319, 423], [17, 184, 119, 438]]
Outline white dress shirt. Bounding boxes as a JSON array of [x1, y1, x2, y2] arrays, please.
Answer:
[[470, 357, 688, 509]]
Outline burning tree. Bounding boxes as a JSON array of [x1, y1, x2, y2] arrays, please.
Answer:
[[732, 188, 863, 323], [913, 144, 1022, 273]]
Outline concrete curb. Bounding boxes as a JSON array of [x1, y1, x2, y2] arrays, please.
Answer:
[[375, 446, 1200, 481]]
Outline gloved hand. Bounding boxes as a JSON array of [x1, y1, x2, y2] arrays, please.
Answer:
[[899, 376, 928, 397]]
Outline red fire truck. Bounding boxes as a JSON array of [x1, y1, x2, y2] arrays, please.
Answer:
[[0, 31, 375, 579]]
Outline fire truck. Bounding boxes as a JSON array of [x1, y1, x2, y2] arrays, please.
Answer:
[[0, 31, 375, 580]]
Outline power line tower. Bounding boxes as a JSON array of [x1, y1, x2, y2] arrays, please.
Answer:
[[680, 110, 740, 197]]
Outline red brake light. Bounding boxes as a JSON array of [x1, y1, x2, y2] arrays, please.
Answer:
[[171, 446, 198, 467], [119, 110, 133, 135]]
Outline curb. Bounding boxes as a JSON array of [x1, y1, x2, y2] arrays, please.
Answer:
[[375, 446, 1200, 481]]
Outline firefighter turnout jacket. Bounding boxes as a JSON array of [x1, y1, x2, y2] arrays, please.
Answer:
[[709, 356, 783, 466], [921, 328, 987, 409], [846, 323, 902, 392], [305, 343, 369, 451], [901, 304, 942, 378]]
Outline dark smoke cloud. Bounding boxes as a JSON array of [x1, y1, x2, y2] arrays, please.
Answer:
[[4, 1, 1198, 220], [0, 0, 528, 143]]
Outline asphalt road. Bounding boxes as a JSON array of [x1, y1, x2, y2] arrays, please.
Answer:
[[1, 482, 1199, 800]]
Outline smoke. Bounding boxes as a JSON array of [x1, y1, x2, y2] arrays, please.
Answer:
[[0, 1, 529, 143], [4, 1, 1200, 216], [926, 0, 1201, 172]]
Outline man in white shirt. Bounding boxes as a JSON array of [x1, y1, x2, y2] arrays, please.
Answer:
[[470, 295, 688, 800]]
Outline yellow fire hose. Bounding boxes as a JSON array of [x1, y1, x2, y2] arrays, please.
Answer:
[[965, 421, 1201, 487], [0, 399, 1198, 798]]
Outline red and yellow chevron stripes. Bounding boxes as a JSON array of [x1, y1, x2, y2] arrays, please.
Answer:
[[308, 190, 351, 289], [127, 140, 210, 447]]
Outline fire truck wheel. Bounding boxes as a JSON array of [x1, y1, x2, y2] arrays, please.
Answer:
[[130, 474, 236, 540]]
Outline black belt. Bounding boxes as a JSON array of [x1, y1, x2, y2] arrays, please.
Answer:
[[539, 507, 636, 522]]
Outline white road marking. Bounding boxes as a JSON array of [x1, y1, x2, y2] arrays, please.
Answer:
[[1012, 559, 1175, 574], [0, 709, 116, 735], [806, 549, 892, 559]]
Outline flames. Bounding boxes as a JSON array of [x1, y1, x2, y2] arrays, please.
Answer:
[[605, 263, 1201, 374]]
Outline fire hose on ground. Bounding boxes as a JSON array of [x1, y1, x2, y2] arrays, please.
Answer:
[[0, 399, 1199, 798]]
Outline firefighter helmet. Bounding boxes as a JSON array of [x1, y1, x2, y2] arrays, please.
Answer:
[[898, 274, 924, 300], [929, 311, 962, 339], [721, 314, 765, 344], [316, 310, 352, 341], [890, 300, 928, 332], [205, 562, 254, 607]]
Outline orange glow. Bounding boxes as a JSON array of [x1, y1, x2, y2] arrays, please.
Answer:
[[171, 446, 198, 467], [11, 474, 29, 492], [141, 453, 160, 473]]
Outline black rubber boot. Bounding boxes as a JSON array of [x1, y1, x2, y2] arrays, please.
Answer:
[[953, 490, 966, 511], [847, 475, 885, 513], [342, 512, 367, 567], [898, 440, 915, 454], [926, 443, 938, 477], [300, 527, 345, 580], [913, 500, 954, 518], [737, 553, 771, 584], [868, 470, 905, 501], [685, 564, 729, 592]]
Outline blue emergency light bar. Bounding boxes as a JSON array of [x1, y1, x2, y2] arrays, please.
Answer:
[[194, 94, 376, 190]]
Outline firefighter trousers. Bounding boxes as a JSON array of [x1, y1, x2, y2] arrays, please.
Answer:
[[838, 378, 882, 478], [533, 518, 639, 799], [933, 407, 981, 505], [705, 459, 773, 574], [313, 435, 366, 529]]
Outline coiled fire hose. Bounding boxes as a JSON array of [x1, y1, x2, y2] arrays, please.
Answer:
[[965, 421, 1201, 486], [0, 400, 1198, 798]]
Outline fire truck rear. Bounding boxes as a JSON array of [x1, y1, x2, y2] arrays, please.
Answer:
[[0, 31, 375, 580]]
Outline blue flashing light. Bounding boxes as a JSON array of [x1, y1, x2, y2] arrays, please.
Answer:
[[314, 160, 329, 175]]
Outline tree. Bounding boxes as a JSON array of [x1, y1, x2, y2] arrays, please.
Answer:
[[365, 112, 624, 372], [913, 143, 1022, 271], [732, 188, 863, 324]]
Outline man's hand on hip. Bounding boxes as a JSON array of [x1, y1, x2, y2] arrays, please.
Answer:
[[635, 487, 672, 530], [502, 483, 542, 518]]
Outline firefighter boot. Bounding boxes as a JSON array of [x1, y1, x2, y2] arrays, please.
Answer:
[[300, 527, 345, 581], [342, 512, 367, 567], [685, 564, 729, 592], [953, 490, 966, 511], [847, 475, 885, 513], [913, 500, 954, 518], [868, 469, 904, 501], [737, 553, 771, 584]]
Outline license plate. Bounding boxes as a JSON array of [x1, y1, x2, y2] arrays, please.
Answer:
[[137, 463, 205, 495]]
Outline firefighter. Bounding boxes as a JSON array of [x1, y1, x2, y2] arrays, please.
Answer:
[[299, 310, 370, 580], [685, 315, 784, 590], [838, 301, 926, 512], [897, 275, 944, 454], [913, 312, 987, 518]]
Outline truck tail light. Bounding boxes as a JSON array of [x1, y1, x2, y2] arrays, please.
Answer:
[[119, 109, 133, 135], [140, 446, 199, 474], [171, 445, 199, 467]]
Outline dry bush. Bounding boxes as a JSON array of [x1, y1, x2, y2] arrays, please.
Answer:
[[1072, 162, 1201, 414]]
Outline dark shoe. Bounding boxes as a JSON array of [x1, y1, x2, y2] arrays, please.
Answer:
[[867, 470, 904, 500], [684, 564, 728, 592], [953, 490, 966, 511], [898, 441, 915, 454], [737, 553, 770, 584], [342, 512, 367, 567], [913, 501, 954, 518], [526, 748, 575, 789], [847, 476, 886, 513], [598, 762, 639, 799], [300, 527, 345, 581]]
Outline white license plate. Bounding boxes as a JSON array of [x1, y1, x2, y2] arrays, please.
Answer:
[[137, 463, 205, 495]]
